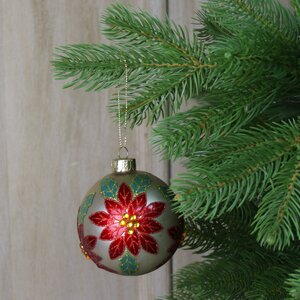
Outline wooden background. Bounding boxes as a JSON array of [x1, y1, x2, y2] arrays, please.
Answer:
[[0, 1, 200, 299], [0, 0, 290, 299]]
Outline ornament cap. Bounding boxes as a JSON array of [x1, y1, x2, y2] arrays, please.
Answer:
[[112, 158, 136, 173]]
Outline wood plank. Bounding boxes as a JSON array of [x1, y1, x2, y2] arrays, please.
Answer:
[[0, 1, 12, 297], [2, 1, 169, 299]]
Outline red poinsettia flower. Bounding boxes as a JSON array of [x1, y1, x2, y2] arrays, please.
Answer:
[[89, 183, 165, 259], [78, 224, 116, 273]]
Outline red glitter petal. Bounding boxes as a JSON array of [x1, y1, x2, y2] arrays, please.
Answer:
[[83, 235, 97, 251], [118, 183, 133, 207], [128, 193, 147, 215], [139, 219, 163, 234], [140, 234, 158, 254], [100, 225, 126, 240], [143, 202, 165, 218], [125, 231, 140, 256], [109, 237, 125, 259], [105, 199, 125, 216], [89, 211, 113, 227]]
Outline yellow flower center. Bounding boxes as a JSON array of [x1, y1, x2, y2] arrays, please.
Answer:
[[80, 244, 90, 260], [119, 213, 140, 235]]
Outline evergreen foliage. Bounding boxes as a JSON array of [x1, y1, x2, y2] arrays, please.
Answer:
[[286, 268, 300, 299], [52, 0, 300, 298]]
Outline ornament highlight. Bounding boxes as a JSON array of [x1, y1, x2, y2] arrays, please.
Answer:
[[77, 158, 183, 275]]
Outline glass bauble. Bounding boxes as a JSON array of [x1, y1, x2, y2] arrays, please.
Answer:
[[77, 158, 183, 275]]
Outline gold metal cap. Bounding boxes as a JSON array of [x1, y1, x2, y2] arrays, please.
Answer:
[[112, 158, 136, 173]]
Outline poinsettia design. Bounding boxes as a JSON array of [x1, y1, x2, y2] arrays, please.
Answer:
[[89, 182, 165, 259], [78, 224, 116, 273]]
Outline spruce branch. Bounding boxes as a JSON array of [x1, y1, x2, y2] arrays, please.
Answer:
[[103, 3, 200, 62], [197, 0, 299, 49], [172, 119, 300, 230], [52, 44, 202, 90], [292, 0, 300, 17], [166, 248, 300, 300], [182, 203, 257, 254], [244, 265, 293, 299], [113, 64, 206, 125], [52, 44, 127, 91], [52, 4, 218, 125], [53, 2, 299, 127], [152, 88, 277, 159], [253, 152, 300, 250], [286, 268, 300, 299], [52, 42, 212, 124]]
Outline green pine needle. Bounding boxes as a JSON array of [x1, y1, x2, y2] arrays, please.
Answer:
[[152, 87, 278, 159], [164, 248, 300, 300], [286, 268, 300, 299], [172, 118, 300, 249], [292, 0, 300, 17], [253, 151, 300, 250]]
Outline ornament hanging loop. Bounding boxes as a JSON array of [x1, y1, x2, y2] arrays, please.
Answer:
[[118, 146, 129, 159], [113, 60, 134, 173], [116, 60, 129, 157]]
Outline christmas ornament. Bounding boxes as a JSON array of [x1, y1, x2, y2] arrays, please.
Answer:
[[77, 158, 183, 275], [76, 62, 183, 275]]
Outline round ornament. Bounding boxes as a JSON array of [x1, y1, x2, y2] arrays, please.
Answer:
[[77, 157, 183, 275]]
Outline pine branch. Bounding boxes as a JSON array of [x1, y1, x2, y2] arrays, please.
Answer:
[[53, 2, 299, 127], [258, 102, 300, 124], [182, 203, 257, 254], [286, 268, 300, 299], [52, 43, 213, 124], [113, 64, 206, 126], [172, 119, 300, 225], [52, 44, 127, 91], [166, 248, 300, 300], [195, 9, 233, 42], [253, 152, 300, 250], [292, 0, 300, 17], [52, 44, 203, 89], [103, 3, 200, 62], [195, 0, 299, 96], [244, 266, 292, 299], [209, 35, 298, 93], [197, 0, 299, 49], [52, 4, 218, 125], [152, 88, 277, 158]]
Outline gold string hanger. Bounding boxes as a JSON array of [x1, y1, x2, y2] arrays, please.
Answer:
[[117, 60, 128, 159]]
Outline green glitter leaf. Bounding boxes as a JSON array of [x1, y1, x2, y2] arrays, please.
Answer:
[[131, 174, 151, 195], [100, 178, 118, 198], [78, 193, 95, 224], [120, 251, 138, 275]]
